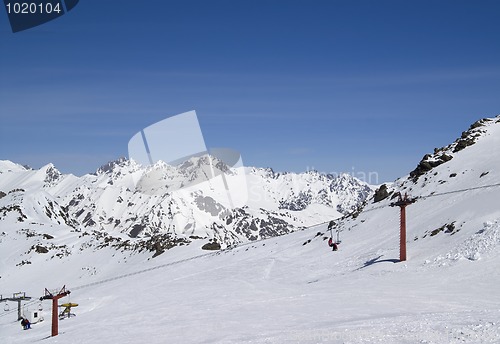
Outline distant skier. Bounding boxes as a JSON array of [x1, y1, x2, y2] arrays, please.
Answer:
[[20, 318, 30, 330], [328, 237, 338, 251], [327, 220, 339, 251]]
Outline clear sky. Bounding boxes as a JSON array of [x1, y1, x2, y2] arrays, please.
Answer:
[[1, 0, 500, 183]]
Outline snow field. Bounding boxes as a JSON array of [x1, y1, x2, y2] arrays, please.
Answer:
[[2, 217, 500, 343]]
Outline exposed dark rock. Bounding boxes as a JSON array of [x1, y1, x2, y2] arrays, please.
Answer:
[[202, 241, 221, 250], [35, 245, 49, 254], [17, 228, 37, 238], [453, 138, 475, 153], [68, 194, 84, 207], [480, 171, 489, 178], [424, 222, 458, 238], [16, 260, 32, 266], [373, 184, 390, 203], [440, 154, 453, 162], [44, 165, 62, 184], [279, 191, 312, 211], [409, 153, 454, 182], [195, 196, 225, 216], [129, 224, 145, 238], [469, 120, 484, 130], [8, 188, 25, 194], [0, 205, 27, 222], [82, 212, 96, 227], [0, 191, 6, 199], [95, 157, 129, 175], [444, 223, 456, 234], [258, 216, 290, 238]]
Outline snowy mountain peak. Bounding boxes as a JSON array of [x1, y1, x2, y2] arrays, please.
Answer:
[[95, 157, 131, 175], [39, 163, 62, 185], [0, 160, 27, 173]]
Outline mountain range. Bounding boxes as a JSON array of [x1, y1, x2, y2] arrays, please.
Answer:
[[0, 155, 372, 261]]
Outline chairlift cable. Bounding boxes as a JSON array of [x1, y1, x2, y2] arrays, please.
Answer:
[[2, 182, 500, 308]]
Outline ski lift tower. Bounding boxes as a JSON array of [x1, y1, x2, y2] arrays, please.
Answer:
[[390, 193, 416, 262], [39, 286, 71, 337], [0, 292, 32, 320]]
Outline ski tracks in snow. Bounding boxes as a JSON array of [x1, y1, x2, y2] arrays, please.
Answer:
[[262, 258, 276, 280]]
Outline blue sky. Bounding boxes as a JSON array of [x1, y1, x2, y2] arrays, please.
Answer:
[[1, 0, 500, 183]]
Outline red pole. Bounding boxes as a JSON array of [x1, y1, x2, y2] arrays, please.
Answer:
[[52, 297, 58, 337], [390, 193, 415, 263], [400, 205, 407, 262], [41, 286, 70, 337]]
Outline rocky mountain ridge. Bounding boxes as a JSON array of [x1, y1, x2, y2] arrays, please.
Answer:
[[0, 157, 373, 262]]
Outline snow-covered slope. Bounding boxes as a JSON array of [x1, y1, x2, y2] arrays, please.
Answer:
[[1, 116, 499, 343], [356, 116, 500, 267]]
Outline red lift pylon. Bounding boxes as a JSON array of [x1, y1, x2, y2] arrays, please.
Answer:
[[39, 286, 71, 337], [390, 193, 416, 262]]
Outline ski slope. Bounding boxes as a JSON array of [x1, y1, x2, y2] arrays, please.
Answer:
[[1, 116, 500, 343], [1, 219, 499, 343]]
